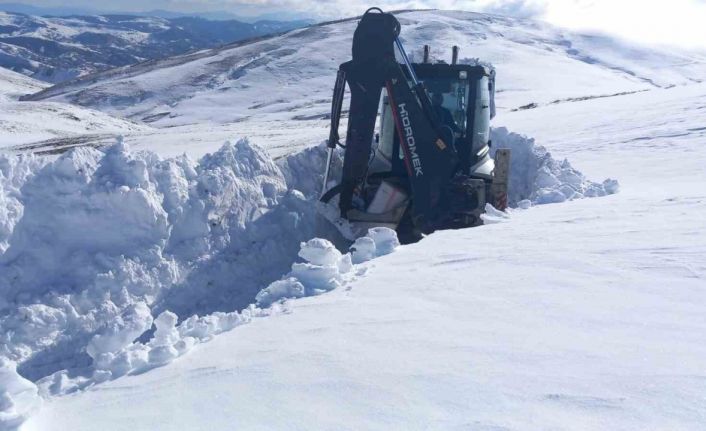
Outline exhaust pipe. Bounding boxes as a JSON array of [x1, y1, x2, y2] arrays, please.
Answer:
[[423, 45, 430, 63], [451, 45, 459, 65]]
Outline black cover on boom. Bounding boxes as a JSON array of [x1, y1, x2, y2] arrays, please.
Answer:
[[330, 8, 459, 232]]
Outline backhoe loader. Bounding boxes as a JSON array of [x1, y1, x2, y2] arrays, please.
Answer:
[[320, 8, 510, 243]]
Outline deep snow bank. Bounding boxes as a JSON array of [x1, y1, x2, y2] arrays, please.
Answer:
[[0, 154, 45, 254], [0, 130, 616, 388], [491, 127, 618, 206], [0, 139, 335, 383]]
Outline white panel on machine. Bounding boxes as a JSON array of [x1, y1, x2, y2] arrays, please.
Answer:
[[367, 181, 408, 214]]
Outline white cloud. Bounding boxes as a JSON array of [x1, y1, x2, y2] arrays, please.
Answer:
[[538, 0, 706, 49], [481, 0, 547, 18], [11, 0, 706, 48], [217, 0, 706, 48]]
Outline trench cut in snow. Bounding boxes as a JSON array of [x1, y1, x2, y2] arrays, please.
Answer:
[[0, 127, 616, 429], [57, 227, 400, 399]]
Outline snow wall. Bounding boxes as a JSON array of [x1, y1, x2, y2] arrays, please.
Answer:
[[0, 128, 617, 429]]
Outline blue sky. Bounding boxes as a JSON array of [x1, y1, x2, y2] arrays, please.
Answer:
[[4, 0, 706, 48]]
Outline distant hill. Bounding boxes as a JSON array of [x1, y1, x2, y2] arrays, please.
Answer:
[[0, 11, 309, 83], [0, 3, 315, 22], [24, 10, 706, 129], [0, 63, 46, 98]]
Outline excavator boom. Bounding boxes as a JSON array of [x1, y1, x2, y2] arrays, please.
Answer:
[[323, 8, 457, 230], [321, 8, 510, 242]]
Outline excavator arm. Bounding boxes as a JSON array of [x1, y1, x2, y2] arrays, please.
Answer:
[[322, 8, 458, 231]]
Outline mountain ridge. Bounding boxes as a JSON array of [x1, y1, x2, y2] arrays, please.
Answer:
[[0, 11, 309, 83], [21, 10, 706, 124]]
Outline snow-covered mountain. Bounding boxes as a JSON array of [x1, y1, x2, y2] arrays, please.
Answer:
[[0, 11, 307, 83]]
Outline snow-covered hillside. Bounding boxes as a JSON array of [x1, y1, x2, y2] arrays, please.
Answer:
[[19, 81, 706, 431], [0, 68, 151, 149], [0, 101, 151, 149], [0, 67, 47, 99], [26, 10, 706, 120], [17, 9, 706, 158]]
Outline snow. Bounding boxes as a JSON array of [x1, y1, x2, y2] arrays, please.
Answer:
[[0, 101, 152, 149], [22, 174, 706, 431], [23, 231, 389, 398], [0, 69, 151, 150], [13, 68, 706, 431], [0, 69, 47, 100], [491, 127, 618, 206], [0, 118, 611, 410], [86, 302, 154, 360], [0, 359, 40, 431], [0, 83, 615, 376], [30, 10, 706, 124], [0, 8, 704, 431]]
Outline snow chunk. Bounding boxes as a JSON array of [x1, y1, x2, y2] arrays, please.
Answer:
[[350, 236, 376, 264], [257, 229, 399, 306], [256, 278, 306, 308], [152, 311, 180, 346], [291, 262, 343, 293], [480, 204, 512, 224], [147, 311, 181, 366], [517, 199, 532, 209], [603, 178, 620, 194], [0, 358, 40, 431], [290, 237, 348, 295], [86, 302, 153, 360], [258, 240, 340, 305], [298, 238, 342, 266], [366, 227, 400, 256], [148, 345, 179, 367]]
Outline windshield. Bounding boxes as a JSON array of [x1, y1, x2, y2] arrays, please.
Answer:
[[422, 77, 470, 136]]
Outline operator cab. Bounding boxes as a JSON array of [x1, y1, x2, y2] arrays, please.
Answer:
[[369, 60, 497, 182]]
